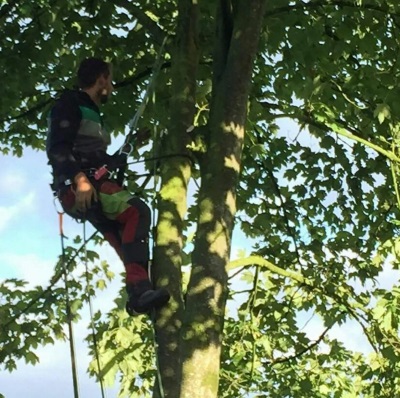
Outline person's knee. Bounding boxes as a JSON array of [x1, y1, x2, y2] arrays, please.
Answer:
[[128, 197, 151, 237], [122, 240, 149, 264], [128, 197, 151, 219]]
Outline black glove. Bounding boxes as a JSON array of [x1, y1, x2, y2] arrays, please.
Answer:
[[107, 152, 128, 171]]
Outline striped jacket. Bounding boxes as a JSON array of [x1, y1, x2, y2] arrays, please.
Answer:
[[46, 90, 111, 185]]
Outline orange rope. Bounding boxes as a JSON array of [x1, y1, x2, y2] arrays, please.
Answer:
[[58, 211, 64, 237]]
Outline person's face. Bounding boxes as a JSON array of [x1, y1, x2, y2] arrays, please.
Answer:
[[98, 71, 113, 104]]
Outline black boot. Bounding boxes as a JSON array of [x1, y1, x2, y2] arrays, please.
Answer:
[[126, 280, 170, 316]]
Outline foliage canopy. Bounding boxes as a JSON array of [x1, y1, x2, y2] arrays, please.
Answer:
[[2, 1, 400, 397]]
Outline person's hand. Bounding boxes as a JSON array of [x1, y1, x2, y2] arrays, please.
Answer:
[[73, 172, 98, 213]]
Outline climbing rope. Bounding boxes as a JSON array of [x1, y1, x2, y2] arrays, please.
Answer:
[[151, 310, 166, 398], [149, 125, 166, 398], [115, 35, 169, 186], [82, 221, 106, 398], [125, 36, 169, 144], [58, 211, 80, 398], [55, 216, 108, 398]]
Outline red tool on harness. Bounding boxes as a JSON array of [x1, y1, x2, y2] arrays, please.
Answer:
[[94, 165, 108, 180]]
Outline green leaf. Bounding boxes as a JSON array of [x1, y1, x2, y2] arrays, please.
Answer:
[[382, 310, 393, 332], [319, 384, 330, 394], [96, 279, 106, 290], [373, 103, 391, 124], [70, 299, 82, 315], [25, 352, 39, 365]]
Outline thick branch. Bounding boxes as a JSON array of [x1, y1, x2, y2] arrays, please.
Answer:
[[259, 103, 400, 164], [228, 255, 308, 285], [211, 0, 267, 127], [212, 0, 234, 88], [180, 4, 267, 397]]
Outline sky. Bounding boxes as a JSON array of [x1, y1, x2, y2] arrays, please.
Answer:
[[1, 123, 400, 398]]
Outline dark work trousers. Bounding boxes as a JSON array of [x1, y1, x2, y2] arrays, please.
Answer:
[[58, 179, 151, 287]]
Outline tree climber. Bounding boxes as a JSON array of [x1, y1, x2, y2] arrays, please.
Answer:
[[46, 57, 170, 315]]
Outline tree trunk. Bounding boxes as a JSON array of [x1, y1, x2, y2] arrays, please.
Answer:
[[179, 1, 267, 397], [152, 1, 199, 397]]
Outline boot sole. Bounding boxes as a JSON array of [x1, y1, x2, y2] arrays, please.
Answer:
[[127, 289, 170, 316]]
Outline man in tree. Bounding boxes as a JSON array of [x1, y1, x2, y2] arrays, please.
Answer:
[[46, 57, 170, 315]]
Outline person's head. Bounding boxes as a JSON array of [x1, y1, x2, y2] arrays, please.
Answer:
[[77, 58, 113, 104]]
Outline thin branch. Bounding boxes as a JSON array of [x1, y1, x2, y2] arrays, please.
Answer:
[[389, 135, 400, 212], [327, 288, 379, 353], [265, 1, 399, 19], [0, 0, 18, 20], [117, 0, 166, 45], [253, 126, 303, 266], [267, 324, 333, 365], [230, 288, 253, 295], [114, 61, 171, 89], [0, 63, 173, 124], [116, 59, 210, 90], [227, 255, 380, 353], [249, 266, 260, 381], [0, 98, 53, 124], [307, 115, 400, 163], [228, 265, 246, 280]]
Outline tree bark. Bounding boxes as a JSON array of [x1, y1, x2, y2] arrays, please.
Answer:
[[179, 1, 267, 397]]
